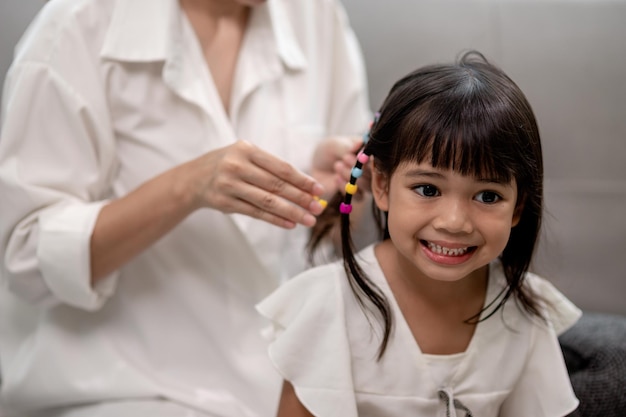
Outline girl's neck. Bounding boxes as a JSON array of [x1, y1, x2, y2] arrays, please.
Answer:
[[375, 241, 489, 354]]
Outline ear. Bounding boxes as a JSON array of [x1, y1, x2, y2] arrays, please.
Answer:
[[371, 158, 390, 212], [511, 200, 524, 227]]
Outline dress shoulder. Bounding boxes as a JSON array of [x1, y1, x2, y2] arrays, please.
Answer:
[[256, 261, 360, 416], [524, 273, 582, 335], [257, 262, 344, 334]]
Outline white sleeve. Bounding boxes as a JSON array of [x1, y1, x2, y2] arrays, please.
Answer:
[[531, 275, 582, 335], [0, 61, 118, 310], [256, 267, 359, 417], [499, 313, 579, 416]]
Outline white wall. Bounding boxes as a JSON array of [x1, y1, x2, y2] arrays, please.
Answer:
[[0, 1, 44, 96]]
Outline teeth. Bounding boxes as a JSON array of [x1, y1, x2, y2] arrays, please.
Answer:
[[427, 242, 469, 256]]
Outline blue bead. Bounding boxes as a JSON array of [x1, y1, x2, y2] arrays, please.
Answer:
[[362, 132, 370, 144], [351, 167, 363, 178]]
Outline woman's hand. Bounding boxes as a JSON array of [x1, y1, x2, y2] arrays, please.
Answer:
[[311, 135, 372, 200], [183, 140, 326, 229], [311, 135, 363, 197], [91, 140, 325, 282]]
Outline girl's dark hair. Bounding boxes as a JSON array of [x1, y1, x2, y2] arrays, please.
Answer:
[[309, 51, 544, 358]]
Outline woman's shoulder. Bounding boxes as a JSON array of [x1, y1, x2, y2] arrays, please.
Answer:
[[13, 0, 114, 69]]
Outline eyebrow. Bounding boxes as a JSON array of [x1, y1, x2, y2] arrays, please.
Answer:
[[475, 177, 511, 185], [404, 168, 511, 185], [404, 169, 446, 179]]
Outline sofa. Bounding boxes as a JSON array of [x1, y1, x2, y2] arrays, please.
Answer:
[[560, 312, 626, 416]]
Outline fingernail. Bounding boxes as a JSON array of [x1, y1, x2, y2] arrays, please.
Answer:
[[313, 196, 328, 210], [302, 213, 316, 227], [312, 183, 324, 197], [309, 199, 324, 214]]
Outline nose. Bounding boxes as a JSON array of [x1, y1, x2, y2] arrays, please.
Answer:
[[431, 199, 473, 234]]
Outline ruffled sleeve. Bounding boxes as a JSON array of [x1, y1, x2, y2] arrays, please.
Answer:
[[528, 273, 583, 335], [498, 274, 582, 417], [256, 264, 359, 417]]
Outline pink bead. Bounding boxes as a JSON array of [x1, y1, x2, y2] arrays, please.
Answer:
[[357, 152, 369, 164], [339, 203, 352, 214]]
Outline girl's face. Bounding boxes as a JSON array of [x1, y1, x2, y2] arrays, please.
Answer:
[[372, 160, 521, 284]]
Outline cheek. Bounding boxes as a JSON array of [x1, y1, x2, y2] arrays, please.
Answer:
[[483, 217, 515, 248], [385, 200, 424, 235]]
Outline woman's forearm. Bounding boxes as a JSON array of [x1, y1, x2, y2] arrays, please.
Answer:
[[90, 164, 197, 283]]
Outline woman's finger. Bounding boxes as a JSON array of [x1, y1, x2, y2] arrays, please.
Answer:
[[197, 141, 325, 226], [229, 182, 319, 227], [249, 144, 324, 197]]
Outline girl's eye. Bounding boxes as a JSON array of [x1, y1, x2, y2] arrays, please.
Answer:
[[475, 191, 501, 204], [414, 184, 440, 197]]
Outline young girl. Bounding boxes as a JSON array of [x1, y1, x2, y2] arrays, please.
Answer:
[[257, 51, 581, 417]]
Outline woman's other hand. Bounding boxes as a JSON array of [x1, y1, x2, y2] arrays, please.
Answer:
[[311, 135, 372, 200], [311, 135, 363, 197]]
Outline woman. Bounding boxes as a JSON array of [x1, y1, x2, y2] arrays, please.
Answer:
[[0, 0, 370, 415]]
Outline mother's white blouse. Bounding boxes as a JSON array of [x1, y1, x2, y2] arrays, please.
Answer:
[[0, 0, 370, 414]]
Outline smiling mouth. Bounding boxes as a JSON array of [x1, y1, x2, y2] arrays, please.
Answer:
[[422, 241, 477, 256]]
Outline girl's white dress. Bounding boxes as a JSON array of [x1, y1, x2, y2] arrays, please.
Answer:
[[257, 244, 581, 417]]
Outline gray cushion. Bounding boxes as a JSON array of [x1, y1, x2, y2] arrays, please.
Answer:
[[560, 312, 626, 417]]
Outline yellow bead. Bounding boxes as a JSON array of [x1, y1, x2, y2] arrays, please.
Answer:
[[314, 196, 328, 209], [345, 183, 358, 195]]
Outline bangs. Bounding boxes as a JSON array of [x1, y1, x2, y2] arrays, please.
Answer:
[[391, 96, 518, 184]]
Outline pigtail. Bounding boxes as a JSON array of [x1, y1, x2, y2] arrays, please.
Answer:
[[340, 147, 393, 360], [308, 115, 393, 359]]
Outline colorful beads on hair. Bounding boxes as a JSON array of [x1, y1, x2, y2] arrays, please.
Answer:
[[340, 112, 378, 215], [351, 167, 363, 178], [345, 183, 358, 195], [339, 202, 353, 214]]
